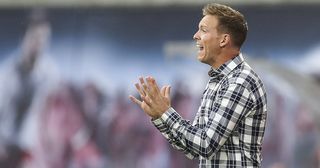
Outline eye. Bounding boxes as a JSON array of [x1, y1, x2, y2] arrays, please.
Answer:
[[200, 28, 207, 33]]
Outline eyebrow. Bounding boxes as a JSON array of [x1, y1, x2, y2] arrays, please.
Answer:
[[199, 22, 208, 28], [199, 25, 208, 30]]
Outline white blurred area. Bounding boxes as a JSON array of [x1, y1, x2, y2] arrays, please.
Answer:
[[297, 44, 320, 76], [0, 1, 319, 168]]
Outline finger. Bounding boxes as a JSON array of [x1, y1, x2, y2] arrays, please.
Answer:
[[141, 95, 153, 107], [129, 95, 142, 106], [130, 95, 152, 115], [139, 76, 144, 83], [146, 77, 158, 96], [149, 77, 161, 94], [160, 86, 166, 96], [135, 83, 146, 97], [142, 83, 149, 96], [165, 85, 171, 99], [139, 77, 150, 95], [139, 76, 146, 88]]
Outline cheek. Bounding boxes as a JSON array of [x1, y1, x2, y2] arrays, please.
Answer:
[[204, 37, 218, 50], [202, 35, 213, 45], [203, 39, 213, 52]]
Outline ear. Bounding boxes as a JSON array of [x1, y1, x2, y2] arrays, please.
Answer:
[[219, 34, 230, 48]]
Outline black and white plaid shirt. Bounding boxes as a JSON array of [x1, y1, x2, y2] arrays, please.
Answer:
[[152, 54, 267, 167]]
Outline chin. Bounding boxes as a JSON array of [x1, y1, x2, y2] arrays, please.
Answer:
[[198, 57, 212, 66], [197, 54, 206, 62]]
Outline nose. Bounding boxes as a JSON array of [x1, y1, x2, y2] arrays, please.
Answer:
[[193, 30, 200, 40]]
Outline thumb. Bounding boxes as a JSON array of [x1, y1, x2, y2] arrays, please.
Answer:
[[160, 86, 166, 96], [165, 85, 171, 99]]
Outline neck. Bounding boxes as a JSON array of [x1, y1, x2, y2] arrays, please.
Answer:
[[212, 47, 240, 69]]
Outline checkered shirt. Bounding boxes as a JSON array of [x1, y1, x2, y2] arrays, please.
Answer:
[[152, 54, 267, 167]]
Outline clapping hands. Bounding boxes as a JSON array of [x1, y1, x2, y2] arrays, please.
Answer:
[[129, 76, 171, 119]]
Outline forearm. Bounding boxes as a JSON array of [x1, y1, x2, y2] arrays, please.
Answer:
[[153, 106, 245, 160], [156, 108, 220, 159], [152, 115, 198, 159]]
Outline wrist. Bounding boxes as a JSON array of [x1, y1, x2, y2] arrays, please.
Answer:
[[153, 106, 170, 120], [151, 115, 161, 120]]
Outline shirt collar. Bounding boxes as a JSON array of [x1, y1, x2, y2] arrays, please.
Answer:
[[208, 53, 244, 78]]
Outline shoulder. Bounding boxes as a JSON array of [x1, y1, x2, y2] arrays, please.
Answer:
[[223, 62, 265, 93]]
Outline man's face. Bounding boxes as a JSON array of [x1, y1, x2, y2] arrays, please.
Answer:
[[193, 15, 222, 67]]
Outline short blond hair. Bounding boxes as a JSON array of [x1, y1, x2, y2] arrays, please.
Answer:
[[203, 3, 248, 48]]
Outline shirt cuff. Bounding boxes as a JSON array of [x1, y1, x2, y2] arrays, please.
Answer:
[[151, 107, 180, 130], [151, 111, 168, 131], [159, 107, 182, 130], [151, 117, 165, 129]]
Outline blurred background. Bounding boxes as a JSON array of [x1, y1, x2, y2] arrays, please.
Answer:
[[0, 0, 320, 168]]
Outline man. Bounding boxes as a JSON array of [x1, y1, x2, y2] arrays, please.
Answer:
[[130, 3, 267, 167]]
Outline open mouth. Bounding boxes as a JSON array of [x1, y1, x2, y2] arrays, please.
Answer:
[[196, 44, 204, 52]]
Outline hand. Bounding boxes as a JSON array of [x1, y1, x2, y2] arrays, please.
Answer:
[[129, 76, 171, 119]]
